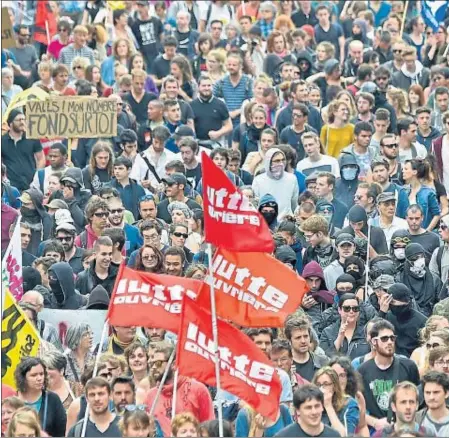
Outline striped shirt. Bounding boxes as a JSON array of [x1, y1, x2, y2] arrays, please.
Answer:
[[58, 43, 95, 73]]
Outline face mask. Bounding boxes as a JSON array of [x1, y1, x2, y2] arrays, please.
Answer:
[[49, 274, 65, 304], [410, 257, 426, 277], [261, 211, 277, 225], [20, 206, 36, 216], [270, 163, 284, 179], [321, 212, 333, 224], [390, 303, 411, 317], [394, 248, 406, 260], [346, 269, 361, 281], [342, 167, 357, 181]]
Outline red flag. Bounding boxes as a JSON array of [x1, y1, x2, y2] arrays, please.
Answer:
[[176, 296, 282, 420], [107, 265, 202, 333], [196, 248, 308, 327], [201, 152, 274, 252], [34, 1, 56, 45]]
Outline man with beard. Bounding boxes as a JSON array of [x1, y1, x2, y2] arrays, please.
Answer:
[[191, 75, 233, 143], [400, 243, 441, 318], [111, 376, 135, 415], [163, 246, 185, 276], [379, 134, 402, 185], [378, 283, 427, 357], [68, 378, 121, 437], [144, 328, 167, 343], [179, 137, 202, 190], [107, 197, 142, 257], [55, 223, 84, 275], [76, 236, 118, 296], [358, 319, 420, 432], [144, 342, 214, 436]]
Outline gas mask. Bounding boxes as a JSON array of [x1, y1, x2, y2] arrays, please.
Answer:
[[393, 248, 406, 260]]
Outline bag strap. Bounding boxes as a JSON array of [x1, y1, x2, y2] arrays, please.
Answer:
[[38, 169, 45, 193], [42, 391, 49, 432], [67, 355, 80, 382], [437, 246, 444, 277], [141, 154, 162, 184], [387, 358, 401, 423], [411, 144, 417, 158], [80, 231, 88, 249]]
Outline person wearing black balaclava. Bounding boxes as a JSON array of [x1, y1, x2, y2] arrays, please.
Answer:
[[316, 273, 377, 337], [315, 199, 340, 239], [341, 204, 388, 259], [344, 255, 365, 295], [258, 193, 279, 231], [379, 283, 427, 357], [400, 243, 442, 318]]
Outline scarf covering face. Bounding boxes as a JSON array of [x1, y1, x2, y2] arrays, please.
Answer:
[[264, 148, 285, 180]]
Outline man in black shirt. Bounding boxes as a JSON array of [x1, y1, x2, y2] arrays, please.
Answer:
[[358, 319, 420, 432], [190, 75, 233, 142], [275, 385, 339, 437], [150, 36, 178, 89], [174, 10, 199, 59], [178, 137, 202, 190], [291, 0, 317, 28]]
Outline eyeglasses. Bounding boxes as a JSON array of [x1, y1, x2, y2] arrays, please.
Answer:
[[440, 224, 448, 231], [109, 208, 124, 214], [59, 28, 68, 32], [303, 232, 316, 240], [292, 113, 304, 118], [93, 212, 109, 218], [56, 236, 73, 242], [426, 342, 442, 349], [149, 360, 167, 368], [435, 360, 449, 367], [318, 382, 333, 388], [272, 356, 290, 365], [377, 335, 397, 343], [336, 372, 347, 380], [173, 232, 188, 239], [143, 233, 159, 240], [125, 404, 147, 412], [383, 143, 399, 149], [342, 305, 360, 313], [142, 254, 157, 260]]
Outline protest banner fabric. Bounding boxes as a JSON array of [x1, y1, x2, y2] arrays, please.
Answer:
[[421, 0, 448, 31], [2, 87, 49, 126], [177, 296, 282, 420], [201, 152, 274, 253], [107, 265, 202, 333], [2, 290, 40, 389], [26, 97, 117, 139], [1, 8, 15, 49], [2, 219, 23, 301], [196, 248, 308, 327]]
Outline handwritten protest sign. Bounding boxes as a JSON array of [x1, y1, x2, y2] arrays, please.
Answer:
[[2, 290, 40, 389], [26, 97, 117, 139], [1, 8, 15, 49]]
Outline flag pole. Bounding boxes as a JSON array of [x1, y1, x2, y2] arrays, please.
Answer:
[[171, 369, 179, 420], [399, 1, 409, 39], [207, 243, 224, 438], [149, 348, 176, 417], [364, 223, 371, 302], [81, 320, 109, 438]]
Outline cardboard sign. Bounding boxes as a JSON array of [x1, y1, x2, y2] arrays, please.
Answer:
[[26, 97, 117, 139], [1, 8, 15, 49]]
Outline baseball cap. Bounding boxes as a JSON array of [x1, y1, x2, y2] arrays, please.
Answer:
[[162, 172, 187, 186], [18, 192, 32, 204], [172, 125, 195, 140], [372, 274, 395, 291], [336, 233, 355, 246], [56, 223, 76, 233], [60, 175, 77, 185], [377, 192, 396, 204], [46, 199, 69, 210]]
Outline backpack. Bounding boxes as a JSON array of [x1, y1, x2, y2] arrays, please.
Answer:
[[206, 3, 233, 28], [78, 231, 88, 249]]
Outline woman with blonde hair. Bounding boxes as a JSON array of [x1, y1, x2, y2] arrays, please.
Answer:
[[2, 397, 25, 435], [321, 90, 356, 124], [70, 56, 89, 84], [320, 100, 355, 157], [35, 61, 54, 90], [313, 367, 360, 437], [411, 315, 449, 375], [101, 38, 135, 86], [6, 408, 42, 437], [387, 87, 411, 119], [240, 74, 272, 124], [86, 23, 108, 62], [315, 41, 335, 72], [205, 49, 226, 83], [171, 412, 201, 437], [82, 141, 114, 195]]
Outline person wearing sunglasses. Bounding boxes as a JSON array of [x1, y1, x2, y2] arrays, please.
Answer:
[[379, 133, 402, 186], [320, 293, 370, 360], [169, 222, 193, 264], [389, 229, 410, 275], [358, 318, 420, 432], [54, 223, 84, 274]]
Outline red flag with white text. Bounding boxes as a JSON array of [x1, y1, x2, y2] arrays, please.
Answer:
[[195, 248, 308, 327], [201, 152, 274, 252], [107, 265, 202, 333], [176, 295, 282, 420]]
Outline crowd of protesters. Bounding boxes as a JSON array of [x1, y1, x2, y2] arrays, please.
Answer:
[[2, 0, 449, 437]]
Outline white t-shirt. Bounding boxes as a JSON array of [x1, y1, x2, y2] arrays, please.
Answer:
[[296, 154, 340, 178], [398, 142, 427, 163]]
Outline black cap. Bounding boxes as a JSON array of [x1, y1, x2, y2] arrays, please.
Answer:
[[162, 172, 187, 186], [336, 233, 355, 246], [390, 283, 411, 303], [172, 125, 195, 140]]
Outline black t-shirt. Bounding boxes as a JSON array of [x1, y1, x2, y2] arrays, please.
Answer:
[[123, 92, 157, 125], [294, 356, 316, 382], [68, 416, 121, 437], [131, 17, 163, 69], [176, 30, 191, 57], [408, 231, 440, 263], [314, 23, 344, 60], [179, 100, 194, 124], [275, 422, 339, 437], [359, 357, 420, 419], [190, 97, 230, 140], [150, 54, 170, 79], [186, 164, 202, 190]]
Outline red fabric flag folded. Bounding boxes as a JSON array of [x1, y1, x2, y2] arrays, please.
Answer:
[[176, 296, 282, 420], [201, 152, 274, 252], [195, 248, 308, 327], [107, 265, 202, 333], [34, 1, 56, 45]]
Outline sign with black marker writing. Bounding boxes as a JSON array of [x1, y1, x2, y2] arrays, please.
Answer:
[[26, 97, 118, 139], [2, 7, 16, 49]]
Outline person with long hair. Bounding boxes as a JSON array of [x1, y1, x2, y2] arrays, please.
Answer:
[[422, 155, 449, 217], [240, 74, 272, 124], [124, 341, 150, 387], [408, 84, 425, 115], [47, 18, 73, 61], [170, 55, 197, 102], [69, 56, 89, 85], [6, 408, 42, 438], [81, 141, 114, 195], [407, 16, 426, 62], [192, 33, 213, 80], [402, 158, 441, 230], [132, 244, 164, 274], [86, 64, 111, 97], [274, 14, 295, 36], [15, 357, 66, 437], [119, 409, 159, 438], [2, 397, 25, 436], [423, 25, 448, 67], [312, 367, 360, 437], [101, 38, 135, 86], [314, 41, 335, 73], [387, 87, 411, 119], [205, 49, 227, 84], [128, 53, 159, 96], [265, 30, 296, 63], [109, 8, 138, 51]]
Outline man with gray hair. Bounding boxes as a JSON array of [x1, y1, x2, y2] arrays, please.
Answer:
[[175, 10, 199, 59], [1, 67, 22, 117]]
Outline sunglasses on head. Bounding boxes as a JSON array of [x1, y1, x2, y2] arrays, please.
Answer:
[[440, 223, 448, 231], [342, 305, 360, 313], [125, 404, 147, 412], [173, 231, 188, 239], [378, 335, 397, 343]]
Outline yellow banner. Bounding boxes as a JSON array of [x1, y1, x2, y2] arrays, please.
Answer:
[[1, 290, 40, 389]]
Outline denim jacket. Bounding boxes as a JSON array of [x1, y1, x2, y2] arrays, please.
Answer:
[[404, 185, 440, 228]]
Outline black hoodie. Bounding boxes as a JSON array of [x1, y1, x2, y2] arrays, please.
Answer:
[[48, 262, 87, 309], [84, 285, 110, 309], [295, 50, 315, 80], [76, 260, 118, 297], [21, 188, 52, 255]]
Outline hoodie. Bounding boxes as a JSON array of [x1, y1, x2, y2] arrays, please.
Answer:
[[302, 261, 335, 324], [335, 153, 360, 208], [253, 149, 299, 219], [85, 285, 110, 309], [416, 126, 441, 151], [392, 61, 431, 91], [258, 193, 279, 231], [76, 260, 118, 297], [295, 50, 314, 79], [239, 123, 270, 163], [48, 262, 86, 309], [21, 188, 52, 255]]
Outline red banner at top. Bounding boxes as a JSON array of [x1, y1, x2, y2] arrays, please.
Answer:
[[176, 296, 282, 420], [107, 265, 202, 333], [201, 152, 274, 253]]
